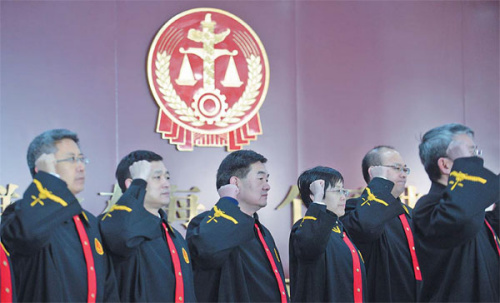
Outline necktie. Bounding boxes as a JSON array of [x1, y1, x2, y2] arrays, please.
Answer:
[[343, 232, 363, 303], [162, 223, 184, 303], [398, 214, 422, 280], [254, 223, 287, 303], [0, 242, 13, 303], [484, 219, 500, 256], [73, 215, 97, 303]]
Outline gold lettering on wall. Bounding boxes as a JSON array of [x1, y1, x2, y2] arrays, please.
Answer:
[[0, 184, 20, 215], [167, 185, 206, 228], [99, 184, 123, 214], [400, 185, 422, 208]]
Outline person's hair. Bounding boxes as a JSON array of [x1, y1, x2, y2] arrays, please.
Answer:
[[419, 123, 474, 182], [361, 145, 396, 184], [297, 166, 344, 208], [27, 129, 80, 177], [216, 150, 267, 189], [115, 150, 163, 193]]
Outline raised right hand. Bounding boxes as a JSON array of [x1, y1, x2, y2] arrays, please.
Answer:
[[35, 153, 57, 175], [218, 184, 239, 199], [129, 160, 152, 181], [369, 165, 389, 180], [446, 140, 473, 160], [309, 179, 325, 202]]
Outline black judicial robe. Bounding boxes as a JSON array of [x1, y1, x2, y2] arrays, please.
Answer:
[[186, 197, 288, 302], [413, 157, 500, 302], [341, 178, 421, 302], [99, 179, 196, 302], [0, 171, 119, 302], [290, 203, 367, 302]]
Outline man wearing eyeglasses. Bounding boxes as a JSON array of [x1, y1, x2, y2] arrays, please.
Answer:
[[0, 129, 119, 302], [341, 145, 422, 302], [413, 123, 499, 302]]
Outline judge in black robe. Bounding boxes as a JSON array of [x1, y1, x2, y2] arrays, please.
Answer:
[[341, 146, 422, 302], [414, 123, 499, 302], [341, 179, 422, 302], [413, 158, 499, 301], [290, 166, 366, 302], [187, 150, 288, 302], [99, 150, 196, 302], [0, 129, 118, 302], [1, 174, 118, 302]]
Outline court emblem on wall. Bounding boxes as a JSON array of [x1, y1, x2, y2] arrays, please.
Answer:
[[147, 8, 270, 151]]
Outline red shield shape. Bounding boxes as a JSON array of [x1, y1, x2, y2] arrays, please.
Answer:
[[147, 8, 270, 151]]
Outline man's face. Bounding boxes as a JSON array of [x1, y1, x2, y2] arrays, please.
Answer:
[[144, 161, 171, 211], [54, 138, 86, 195], [236, 161, 270, 214], [323, 181, 347, 217], [379, 149, 408, 197]]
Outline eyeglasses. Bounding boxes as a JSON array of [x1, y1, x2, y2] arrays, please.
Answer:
[[56, 156, 90, 165], [379, 164, 410, 175], [470, 145, 483, 157], [326, 188, 350, 196]]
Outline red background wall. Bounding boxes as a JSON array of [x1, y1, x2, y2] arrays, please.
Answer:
[[1, 0, 498, 276]]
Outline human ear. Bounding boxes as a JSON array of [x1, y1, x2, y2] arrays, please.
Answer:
[[437, 157, 453, 175], [229, 176, 238, 187]]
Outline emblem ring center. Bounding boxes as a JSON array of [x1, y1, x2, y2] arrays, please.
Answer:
[[198, 94, 221, 117]]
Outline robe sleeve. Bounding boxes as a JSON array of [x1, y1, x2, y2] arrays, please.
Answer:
[[99, 179, 163, 258], [290, 203, 337, 261], [413, 157, 499, 248], [102, 251, 120, 302], [186, 198, 255, 269], [0, 171, 82, 255], [341, 178, 405, 243]]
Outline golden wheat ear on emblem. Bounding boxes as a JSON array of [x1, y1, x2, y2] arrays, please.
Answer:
[[147, 8, 269, 151]]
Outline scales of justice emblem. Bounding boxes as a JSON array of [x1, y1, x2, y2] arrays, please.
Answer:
[[147, 8, 270, 151]]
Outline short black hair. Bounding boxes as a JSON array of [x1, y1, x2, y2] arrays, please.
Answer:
[[361, 145, 396, 184], [297, 166, 344, 208], [27, 129, 79, 177], [115, 150, 163, 192], [216, 150, 267, 189]]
